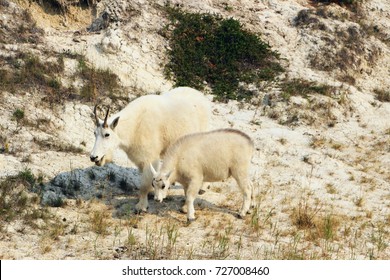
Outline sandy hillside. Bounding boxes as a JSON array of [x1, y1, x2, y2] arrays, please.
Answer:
[[0, 0, 389, 260]]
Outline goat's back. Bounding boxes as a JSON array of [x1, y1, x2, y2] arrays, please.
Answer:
[[166, 129, 254, 181], [114, 87, 211, 166]]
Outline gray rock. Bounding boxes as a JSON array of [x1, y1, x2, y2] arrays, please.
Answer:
[[39, 163, 140, 206]]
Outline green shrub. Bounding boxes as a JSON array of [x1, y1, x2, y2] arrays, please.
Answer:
[[164, 7, 283, 101], [18, 169, 36, 186], [12, 108, 25, 122]]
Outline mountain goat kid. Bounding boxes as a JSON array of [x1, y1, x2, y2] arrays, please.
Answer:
[[150, 129, 254, 222], [90, 87, 211, 212]]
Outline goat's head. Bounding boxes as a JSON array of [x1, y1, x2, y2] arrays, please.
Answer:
[[90, 105, 120, 166], [150, 163, 172, 202]]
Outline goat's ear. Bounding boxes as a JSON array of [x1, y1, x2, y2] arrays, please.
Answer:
[[110, 117, 120, 129], [150, 163, 158, 177]]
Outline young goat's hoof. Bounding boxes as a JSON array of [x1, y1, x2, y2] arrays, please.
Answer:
[[237, 213, 246, 219], [180, 206, 188, 214], [134, 205, 148, 214], [198, 189, 206, 195]]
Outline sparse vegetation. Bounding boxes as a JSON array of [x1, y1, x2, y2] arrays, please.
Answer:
[[291, 199, 321, 230], [0, 5, 43, 44], [77, 56, 122, 101], [312, 0, 363, 7], [164, 7, 284, 101], [0, 170, 49, 232], [290, 197, 341, 243], [33, 137, 83, 154], [280, 79, 335, 101], [0, 48, 123, 103], [354, 196, 364, 207], [0, 52, 71, 102], [90, 210, 111, 236], [373, 89, 390, 102], [12, 108, 25, 122], [294, 2, 381, 84], [325, 183, 337, 194]]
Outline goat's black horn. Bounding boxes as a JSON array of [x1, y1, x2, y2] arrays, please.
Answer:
[[103, 106, 110, 128]]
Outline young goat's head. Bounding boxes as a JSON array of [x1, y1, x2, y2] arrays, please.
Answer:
[[150, 163, 172, 202], [90, 105, 120, 166]]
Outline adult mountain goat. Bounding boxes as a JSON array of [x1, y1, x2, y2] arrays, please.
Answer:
[[90, 87, 211, 212], [151, 129, 254, 222]]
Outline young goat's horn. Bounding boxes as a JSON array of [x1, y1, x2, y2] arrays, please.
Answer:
[[103, 106, 110, 128]]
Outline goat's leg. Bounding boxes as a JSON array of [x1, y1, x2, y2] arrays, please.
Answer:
[[135, 166, 154, 212], [181, 186, 188, 213]]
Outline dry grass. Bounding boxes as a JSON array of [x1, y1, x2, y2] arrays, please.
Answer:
[[89, 210, 112, 236], [325, 183, 337, 194], [374, 89, 390, 102]]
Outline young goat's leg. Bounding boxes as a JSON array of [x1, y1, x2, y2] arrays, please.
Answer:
[[185, 180, 202, 223], [234, 175, 252, 218]]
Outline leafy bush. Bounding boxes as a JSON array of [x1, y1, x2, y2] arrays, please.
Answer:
[[12, 108, 25, 122], [164, 7, 283, 101]]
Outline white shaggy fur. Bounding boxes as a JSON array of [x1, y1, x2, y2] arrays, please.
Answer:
[[90, 87, 211, 211], [151, 129, 254, 222]]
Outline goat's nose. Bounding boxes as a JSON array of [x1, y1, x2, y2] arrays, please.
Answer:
[[90, 155, 98, 162]]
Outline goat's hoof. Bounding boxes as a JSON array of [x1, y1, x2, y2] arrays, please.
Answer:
[[134, 205, 148, 214], [198, 189, 206, 195], [187, 218, 196, 224]]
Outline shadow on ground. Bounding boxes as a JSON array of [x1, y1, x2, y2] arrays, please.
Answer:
[[38, 164, 240, 220]]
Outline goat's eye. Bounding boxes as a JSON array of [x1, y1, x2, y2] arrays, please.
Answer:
[[104, 133, 110, 138]]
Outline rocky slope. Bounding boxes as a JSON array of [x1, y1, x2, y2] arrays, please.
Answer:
[[0, 0, 389, 259]]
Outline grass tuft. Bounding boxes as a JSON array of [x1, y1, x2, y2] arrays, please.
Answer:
[[90, 210, 111, 236]]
